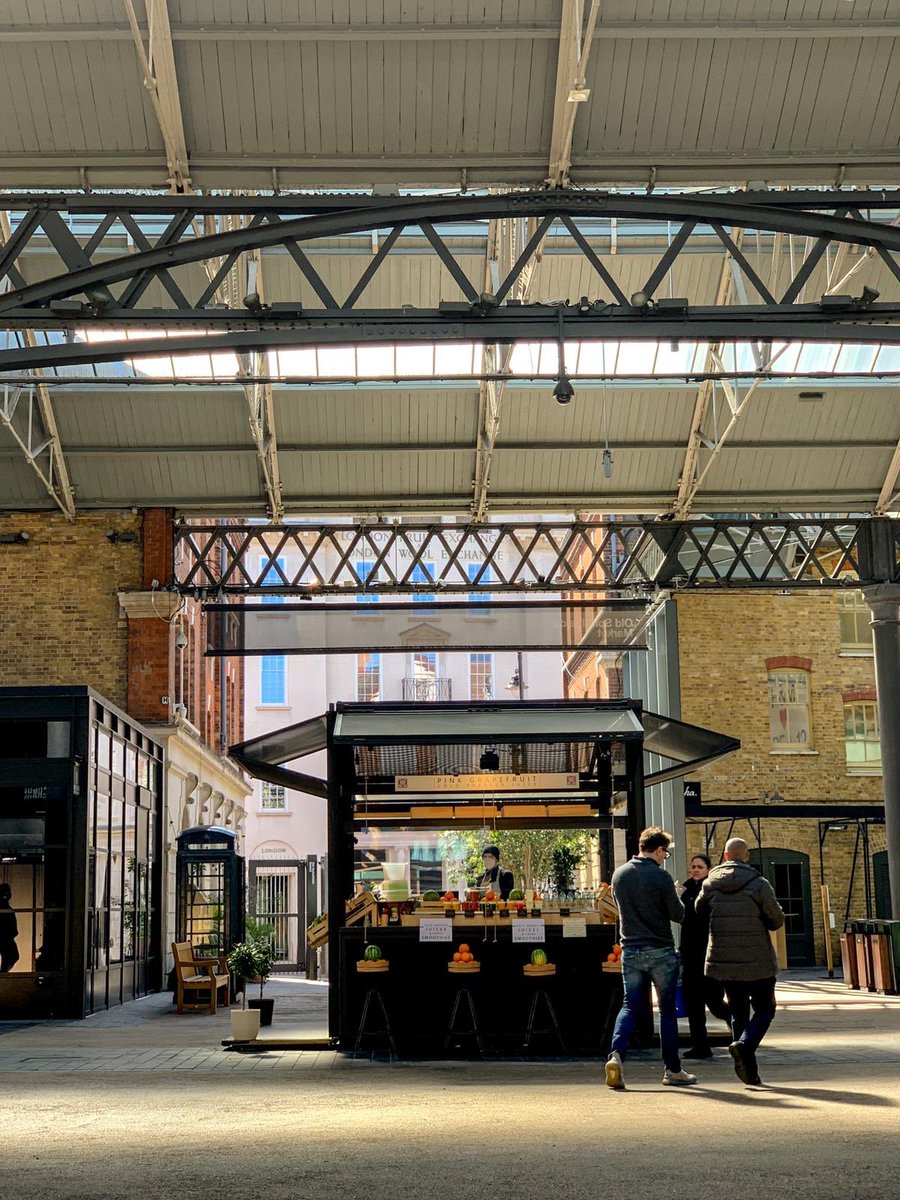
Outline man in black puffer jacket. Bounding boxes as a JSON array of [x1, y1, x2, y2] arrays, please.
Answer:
[[696, 837, 785, 1087]]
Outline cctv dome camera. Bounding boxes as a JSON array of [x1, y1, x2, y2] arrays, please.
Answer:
[[553, 376, 575, 405], [175, 629, 188, 650]]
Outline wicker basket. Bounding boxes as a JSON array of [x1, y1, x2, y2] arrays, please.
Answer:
[[523, 963, 557, 976], [448, 961, 481, 973]]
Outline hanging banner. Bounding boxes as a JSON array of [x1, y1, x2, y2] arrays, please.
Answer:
[[396, 772, 579, 793], [205, 599, 648, 655]]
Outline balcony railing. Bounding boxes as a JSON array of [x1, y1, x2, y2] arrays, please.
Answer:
[[402, 677, 452, 702]]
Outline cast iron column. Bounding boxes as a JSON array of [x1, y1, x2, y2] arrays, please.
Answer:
[[862, 584, 900, 918]]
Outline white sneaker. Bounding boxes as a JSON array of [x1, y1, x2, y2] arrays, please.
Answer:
[[662, 1068, 698, 1086], [605, 1052, 625, 1090]]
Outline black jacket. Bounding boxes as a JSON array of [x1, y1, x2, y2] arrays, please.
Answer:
[[696, 861, 785, 982], [679, 876, 711, 964]]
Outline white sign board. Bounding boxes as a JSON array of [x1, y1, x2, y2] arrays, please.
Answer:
[[511, 919, 546, 943], [396, 772, 579, 793], [418, 919, 454, 943], [562, 918, 588, 938]]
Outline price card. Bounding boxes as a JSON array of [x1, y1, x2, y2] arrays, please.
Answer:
[[418, 919, 453, 943], [511, 919, 545, 943], [562, 918, 587, 938]]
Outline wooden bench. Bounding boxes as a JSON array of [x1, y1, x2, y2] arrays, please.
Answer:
[[172, 941, 231, 1014]]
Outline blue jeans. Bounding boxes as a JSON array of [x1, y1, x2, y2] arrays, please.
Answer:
[[610, 945, 681, 1072], [723, 978, 777, 1055]]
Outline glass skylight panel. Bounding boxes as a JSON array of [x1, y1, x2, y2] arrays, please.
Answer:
[[508, 341, 543, 373], [357, 345, 395, 376], [395, 344, 436, 375], [795, 342, 839, 373], [652, 341, 699, 374], [538, 342, 562, 374], [873, 345, 900, 370], [271, 348, 317, 375], [318, 346, 357, 376], [835, 343, 879, 372], [434, 342, 479, 374], [573, 341, 617, 374], [615, 341, 658, 374], [768, 342, 802, 373]]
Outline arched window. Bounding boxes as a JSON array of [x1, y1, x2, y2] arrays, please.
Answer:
[[842, 689, 881, 774], [766, 656, 812, 749]]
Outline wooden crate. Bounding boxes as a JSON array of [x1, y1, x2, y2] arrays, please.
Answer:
[[356, 959, 389, 972], [448, 961, 481, 973], [523, 963, 557, 976], [306, 891, 378, 948]]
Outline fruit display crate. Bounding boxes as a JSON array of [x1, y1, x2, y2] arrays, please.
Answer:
[[307, 891, 378, 949], [356, 959, 390, 972], [448, 961, 481, 974], [523, 963, 557, 976]]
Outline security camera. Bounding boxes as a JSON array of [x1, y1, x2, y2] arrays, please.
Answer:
[[553, 376, 575, 405], [175, 629, 188, 650]]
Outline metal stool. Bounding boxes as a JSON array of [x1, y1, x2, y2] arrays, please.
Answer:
[[355, 987, 397, 1054], [523, 985, 567, 1054], [444, 988, 483, 1054]]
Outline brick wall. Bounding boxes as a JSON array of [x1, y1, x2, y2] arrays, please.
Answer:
[[677, 590, 885, 963], [0, 512, 141, 707]]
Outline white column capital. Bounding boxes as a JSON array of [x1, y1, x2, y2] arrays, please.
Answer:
[[862, 584, 900, 622]]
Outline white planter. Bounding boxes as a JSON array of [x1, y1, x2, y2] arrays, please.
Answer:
[[230, 1008, 261, 1042]]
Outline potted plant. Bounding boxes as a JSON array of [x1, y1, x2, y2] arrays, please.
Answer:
[[226, 941, 262, 1042], [246, 934, 276, 1026]]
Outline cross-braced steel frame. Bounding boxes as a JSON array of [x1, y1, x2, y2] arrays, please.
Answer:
[[175, 517, 900, 596], [0, 191, 898, 376]]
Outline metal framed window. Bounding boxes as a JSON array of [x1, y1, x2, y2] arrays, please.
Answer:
[[838, 591, 873, 654], [767, 668, 812, 749], [260, 556, 286, 605], [260, 656, 286, 705], [356, 652, 381, 702], [411, 562, 435, 603], [261, 782, 287, 810], [843, 702, 881, 774], [469, 652, 494, 701], [467, 561, 493, 605], [355, 560, 379, 604]]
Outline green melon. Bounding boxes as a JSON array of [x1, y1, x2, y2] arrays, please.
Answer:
[[509, 889, 525, 901], [364, 944, 383, 961], [423, 890, 441, 901], [530, 948, 547, 966]]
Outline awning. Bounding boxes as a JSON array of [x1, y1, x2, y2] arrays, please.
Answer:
[[230, 701, 739, 801]]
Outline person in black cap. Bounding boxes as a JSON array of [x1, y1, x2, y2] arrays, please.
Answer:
[[476, 845, 514, 900]]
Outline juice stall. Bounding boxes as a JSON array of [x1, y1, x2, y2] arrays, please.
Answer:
[[232, 699, 739, 1055]]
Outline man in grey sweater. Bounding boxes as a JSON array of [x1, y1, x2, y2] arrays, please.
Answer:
[[605, 827, 697, 1089], [696, 837, 785, 1086]]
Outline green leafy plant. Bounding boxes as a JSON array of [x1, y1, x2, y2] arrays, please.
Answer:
[[551, 845, 583, 896], [250, 934, 276, 998], [226, 941, 259, 1010]]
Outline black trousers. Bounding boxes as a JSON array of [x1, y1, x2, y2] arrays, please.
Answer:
[[722, 977, 777, 1054], [681, 956, 731, 1049]]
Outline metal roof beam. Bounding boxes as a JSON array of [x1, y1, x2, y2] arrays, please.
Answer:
[[0, 20, 894, 42], [0, 212, 75, 519], [548, 0, 601, 188], [124, 0, 191, 192]]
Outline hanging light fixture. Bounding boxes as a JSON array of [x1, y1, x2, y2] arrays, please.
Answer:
[[553, 304, 574, 405]]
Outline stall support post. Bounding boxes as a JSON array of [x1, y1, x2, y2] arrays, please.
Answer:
[[326, 715, 356, 1041], [624, 739, 646, 860], [862, 585, 900, 920]]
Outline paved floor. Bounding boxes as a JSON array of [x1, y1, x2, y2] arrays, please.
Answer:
[[1, 973, 897, 1199]]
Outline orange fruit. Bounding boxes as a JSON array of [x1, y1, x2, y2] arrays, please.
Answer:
[[459, 943, 470, 954], [606, 953, 616, 962], [453, 952, 462, 962], [462, 952, 474, 963]]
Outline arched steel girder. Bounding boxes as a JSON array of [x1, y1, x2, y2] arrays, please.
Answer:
[[0, 190, 898, 374]]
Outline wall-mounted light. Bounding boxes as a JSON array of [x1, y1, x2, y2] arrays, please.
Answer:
[[105, 530, 138, 544], [0, 531, 30, 544]]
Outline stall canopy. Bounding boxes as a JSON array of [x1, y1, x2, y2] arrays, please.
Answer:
[[230, 702, 739, 820]]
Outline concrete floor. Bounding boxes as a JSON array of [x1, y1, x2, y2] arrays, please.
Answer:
[[1, 975, 897, 1200]]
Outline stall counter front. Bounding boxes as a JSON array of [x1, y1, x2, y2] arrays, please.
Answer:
[[339, 924, 622, 1056]]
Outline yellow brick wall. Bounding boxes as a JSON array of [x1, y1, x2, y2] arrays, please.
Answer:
[[676, 591, 886, 966], [0, 512, 142, 708]]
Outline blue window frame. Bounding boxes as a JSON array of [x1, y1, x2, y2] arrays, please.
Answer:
[[411, 562, 435, 603], [260, 656, 286, 704], [260, 556, 286, 605], [467, 561, 493, 604], [356, 560, 379, 604]]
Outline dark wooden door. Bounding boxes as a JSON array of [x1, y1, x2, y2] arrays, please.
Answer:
[[751, 848, 815, 967]]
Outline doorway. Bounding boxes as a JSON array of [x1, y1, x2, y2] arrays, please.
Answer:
[[750, 847, 815, 967], [873, 851, 892, 919], [248, 858, 317, 973]]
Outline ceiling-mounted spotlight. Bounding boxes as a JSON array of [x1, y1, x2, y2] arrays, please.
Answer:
[[630, 290, 649, 308], [553, 303, 574, 405], [242, 291, 267, 313], [855, 285, 880, 309], [553, 376, 575, 405]]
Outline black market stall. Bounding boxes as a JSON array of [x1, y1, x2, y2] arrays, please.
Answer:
[[0, 687, 164, 1020], [232, 700, 738, 1055]]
